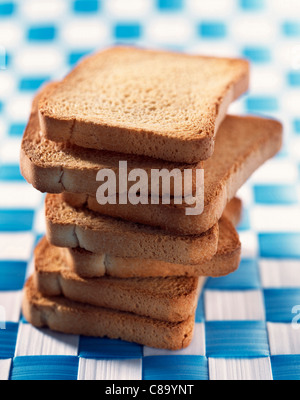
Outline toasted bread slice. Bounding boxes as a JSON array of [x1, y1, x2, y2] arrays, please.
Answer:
[[45, 193, 219, 265], [59, 198, 242, 279], [34, 240, 206, 322], [21, 83, 201, 197], [62, 115, 282, 234], [38, 46, 249, 163], [21, 88, 282, 234], [22, 276, 195, 350]]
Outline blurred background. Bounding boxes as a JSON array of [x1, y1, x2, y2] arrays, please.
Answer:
[[0, 0, 300, 380]]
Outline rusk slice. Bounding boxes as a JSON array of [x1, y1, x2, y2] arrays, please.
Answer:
[[34, 240, 205, 322], [45, 193, 219, 265], [21, 83, 201, 197], [60, 198, 242, 278], [63, 115, 282, 234], [38, 46, 250, 163], [22, 276, 195, 350]]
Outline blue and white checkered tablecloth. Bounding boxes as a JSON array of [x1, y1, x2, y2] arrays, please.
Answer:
[[0, 0, 300, 380]]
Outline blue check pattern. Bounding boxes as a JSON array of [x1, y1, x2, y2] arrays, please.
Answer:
[[0, 0, 300, 380]]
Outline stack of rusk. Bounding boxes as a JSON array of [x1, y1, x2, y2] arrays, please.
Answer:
[[20, 47, 282, 350]]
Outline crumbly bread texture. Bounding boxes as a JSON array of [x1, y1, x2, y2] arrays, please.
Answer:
[[21, 83, 201, 196], [34, 239, 206, 322], [38, 46, 250, 163], [22, 276, 195, 350], [223, 197, 242, 227], [60, 198, 242, 278], [45, 193, 219, 265], [63, 115, 282, 234]]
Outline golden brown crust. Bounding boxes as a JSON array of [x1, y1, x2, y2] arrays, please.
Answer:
[[45, 193, 219, 265], [22, 276, 196, 350], [42, 198, 241, 281], [34, 236, 204, 322], [22, 83, 198, 196], [38, 46, 250, 163], [62, 217, 241, 279], [61, 115, 282, 234], [22, 90, 282, 235], [21, 83, 282, 235]]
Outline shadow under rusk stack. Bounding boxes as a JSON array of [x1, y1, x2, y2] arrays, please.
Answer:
[[20, 47, 283, 350]]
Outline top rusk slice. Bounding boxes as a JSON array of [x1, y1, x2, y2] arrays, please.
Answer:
[[38, 46, 250, 163]]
